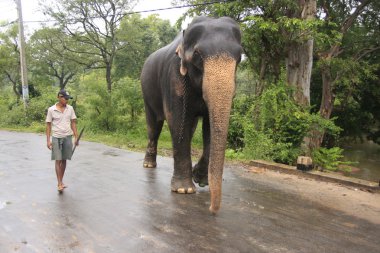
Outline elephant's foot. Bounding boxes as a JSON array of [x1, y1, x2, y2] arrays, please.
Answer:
[[143, 151, 157, 168], [143, 160, 156, 168], [193, 163, 208, 187], [171, 177, 196, 194]]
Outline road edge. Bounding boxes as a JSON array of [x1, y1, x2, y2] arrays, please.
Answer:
[[249, 160, 380, 193]]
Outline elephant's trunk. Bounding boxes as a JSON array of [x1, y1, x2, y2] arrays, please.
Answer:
[[202, 54, 236, 214]]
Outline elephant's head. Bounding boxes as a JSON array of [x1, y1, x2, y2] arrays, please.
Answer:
[[176, 17, 242, 214]]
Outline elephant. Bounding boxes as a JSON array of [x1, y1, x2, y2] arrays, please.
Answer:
[[140, 16, 242, 214]]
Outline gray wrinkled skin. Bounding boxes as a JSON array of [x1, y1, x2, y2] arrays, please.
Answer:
[[140, 16, 242, 214]]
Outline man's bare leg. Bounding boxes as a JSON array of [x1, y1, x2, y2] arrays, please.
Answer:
[[55, 160, 67, 191]]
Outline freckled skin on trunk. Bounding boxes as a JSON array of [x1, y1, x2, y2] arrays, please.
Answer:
[[202, 55, 236, 214]]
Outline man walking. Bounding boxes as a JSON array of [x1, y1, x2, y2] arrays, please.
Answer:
[[46, 89, 78, 192]]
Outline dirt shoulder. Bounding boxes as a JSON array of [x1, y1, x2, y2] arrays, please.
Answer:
[[234, 164, 380, 225]]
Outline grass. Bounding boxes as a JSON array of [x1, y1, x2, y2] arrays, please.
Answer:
[[0, 119, 205, 159]]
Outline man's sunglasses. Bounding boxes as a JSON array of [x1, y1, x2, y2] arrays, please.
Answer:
[[59, 96, 69, 100]]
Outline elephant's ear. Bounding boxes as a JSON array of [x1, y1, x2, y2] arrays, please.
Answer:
[[176, 44, 187, 76]]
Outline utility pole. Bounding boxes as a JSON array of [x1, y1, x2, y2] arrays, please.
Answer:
[[15, 0, 29, 108]]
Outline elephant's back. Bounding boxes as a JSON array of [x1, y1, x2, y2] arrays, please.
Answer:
[[142, 34, 180, 73], [140, 33, 181, 119], [141, 33, 180, 83]]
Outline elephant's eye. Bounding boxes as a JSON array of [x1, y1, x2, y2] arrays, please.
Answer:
[[192, 50, 203, 70]]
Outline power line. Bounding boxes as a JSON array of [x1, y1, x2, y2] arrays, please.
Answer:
[[124, 0, 232, 16], [0, 0, 234, 27]]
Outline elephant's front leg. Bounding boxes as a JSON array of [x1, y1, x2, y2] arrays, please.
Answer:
[[170, 118, 197, 194]]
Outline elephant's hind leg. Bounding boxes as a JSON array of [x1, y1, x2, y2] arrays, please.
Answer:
[[144, 140, 160, 168], [193, 160, 208, 187], [193, 117, 210, 187], [143, 112, 164, 168]]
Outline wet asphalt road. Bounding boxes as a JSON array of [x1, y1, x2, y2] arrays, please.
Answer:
[[0, 131, 379, 253]]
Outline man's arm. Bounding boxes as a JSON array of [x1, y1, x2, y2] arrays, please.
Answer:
[[71, 119, 79, 146], [46, 122, 52, 150]]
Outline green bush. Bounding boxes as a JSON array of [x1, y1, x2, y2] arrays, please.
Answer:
[[27, 94, 57, 122], [225, 148, 245, 160], [228, 94, 253, 150], [2, 104, 28, 126], [229, 82, 341, 165], [79, 74, 144, 134], [312, 147, 352, 172], [0, 91, 25, 126], [0, 86, 57, 127]]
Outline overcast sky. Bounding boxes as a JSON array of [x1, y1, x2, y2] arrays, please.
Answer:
[[0, 0, 189, 35]]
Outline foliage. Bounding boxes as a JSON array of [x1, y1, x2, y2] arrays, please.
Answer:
[[0, 86, 57, 127], [112, 76, 144, 126], [28, 27, 91, 89], [228, 82, 340, 164], [79, 72, 143, 133], [0, 9, 184, 156], [175, 0, 379, 164], [0, 24, 22, 97], [312, 0, 380, 144], [312, 147, 352, 172], [225, 148, 245, 160], [42, 0, 139, 91], [114, 14, 179, 80]]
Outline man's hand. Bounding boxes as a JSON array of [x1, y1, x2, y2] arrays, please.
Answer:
[[47, 140, 52, 150], [74, 138, 79, 146], [46, 122, 52, 150]]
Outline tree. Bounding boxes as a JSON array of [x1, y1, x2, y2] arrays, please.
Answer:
[[283, 0, 318, 155], [29, 27, 89, 89], [43, 0, 138, 91], [0, 24, 21, 99], [308, 0, 380, 149], [114, 13, 178, 80]]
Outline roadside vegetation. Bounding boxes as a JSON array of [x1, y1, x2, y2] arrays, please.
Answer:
[[0, 0, 379, 173]]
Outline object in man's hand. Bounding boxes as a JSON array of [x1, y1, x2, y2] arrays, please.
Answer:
[[72, 127, 85, 156]]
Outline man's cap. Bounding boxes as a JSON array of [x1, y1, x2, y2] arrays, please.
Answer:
[[58, 89, 73, 99]]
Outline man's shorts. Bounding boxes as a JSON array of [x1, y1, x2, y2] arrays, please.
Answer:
[[51, 136, 73, 160]]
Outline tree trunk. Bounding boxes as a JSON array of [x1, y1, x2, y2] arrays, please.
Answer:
[[286, 38, 314, 106], [59, 76, 65, 90], [106, 63, 112, 92], [257, 53, 267, 96], [305, 65, 335, 152], [286, 0, 316, 155], [5, 71, 21, 99], [286, 0, 316, 107]]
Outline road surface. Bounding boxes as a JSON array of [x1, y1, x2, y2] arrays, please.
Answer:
[[0, 131, 379, 252]]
